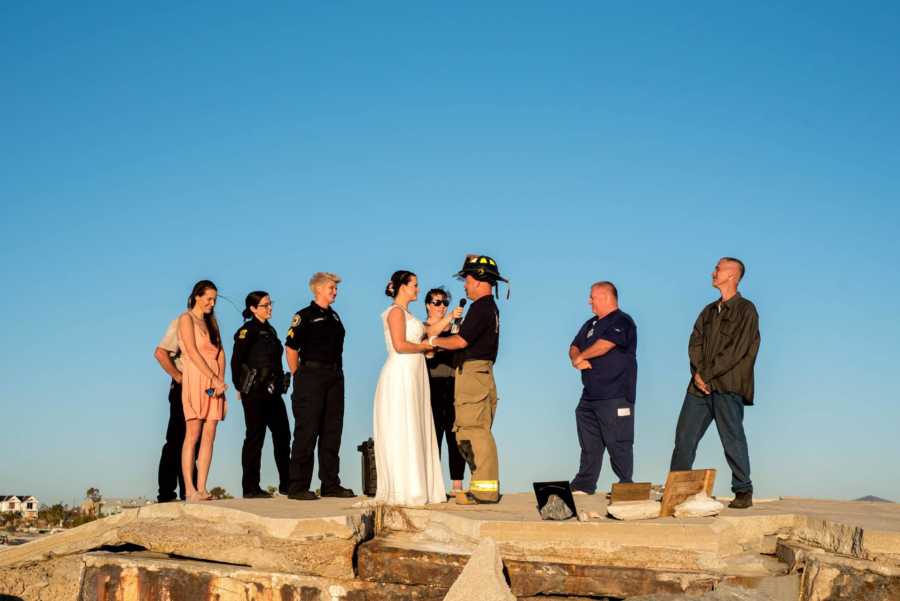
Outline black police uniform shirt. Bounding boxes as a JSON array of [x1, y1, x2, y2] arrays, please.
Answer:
[[458, 296, 500, 363], [231, 318, 283, 387], [284, 301, 345, 365], [571, 309, 637, 403]]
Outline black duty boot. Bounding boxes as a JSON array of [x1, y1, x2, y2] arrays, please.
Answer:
[[320, 485, 355, 498], [243, 489, 273, 499], [288, 490, 319, 501], [729, 491, 753, 509]]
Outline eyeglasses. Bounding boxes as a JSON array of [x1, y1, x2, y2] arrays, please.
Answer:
[[258, 302, 273, 309], [429, 299, 449, 307]]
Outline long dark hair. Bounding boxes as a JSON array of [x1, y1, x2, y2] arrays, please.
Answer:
[[243, 290, 269, 320], [385, 270, 416, 298], [187, 280, 222, 349]]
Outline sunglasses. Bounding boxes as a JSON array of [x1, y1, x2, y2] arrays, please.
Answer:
[[429, 299, 450, 307]]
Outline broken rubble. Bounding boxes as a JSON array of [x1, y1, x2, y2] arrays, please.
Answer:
[[675, 492, 725, 518], [443, 537, 515, 601], [607, 500, 662, 521], [540, 494, 574, 520]]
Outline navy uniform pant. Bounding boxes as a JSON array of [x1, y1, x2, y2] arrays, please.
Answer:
[[571, 397, 634, 494], [670, 391, 752, 494], [241, 391, 292, 495], [157, 381, 197, 502], [288, 366, 345, 493]]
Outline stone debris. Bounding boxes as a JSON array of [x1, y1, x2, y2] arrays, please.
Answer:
[[607, 500, 661, 521], [443, 537, 515, 601], [674, 492, 725, 518], [540, 494, 574, 521]]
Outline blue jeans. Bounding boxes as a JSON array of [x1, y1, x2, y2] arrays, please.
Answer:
[[571, 398, 634, 494], [670, 391, 752, 494]]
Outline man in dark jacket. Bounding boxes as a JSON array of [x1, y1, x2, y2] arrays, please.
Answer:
[[670, 257, 761, 509]]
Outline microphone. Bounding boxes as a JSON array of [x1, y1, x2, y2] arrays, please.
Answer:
[[451, 299, 467, 333]]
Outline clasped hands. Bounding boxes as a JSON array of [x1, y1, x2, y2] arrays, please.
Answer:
[[693, 372, 711, 395], [571, 354, 591, 370], [212, 376, 228, 396]]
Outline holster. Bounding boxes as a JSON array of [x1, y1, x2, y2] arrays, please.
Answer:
[[239, 365, 258, 395], [242, 366, 289, 396]]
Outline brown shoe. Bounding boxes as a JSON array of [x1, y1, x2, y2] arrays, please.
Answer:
[[455, 492, 500, 505], [729, 491, 753, 509]]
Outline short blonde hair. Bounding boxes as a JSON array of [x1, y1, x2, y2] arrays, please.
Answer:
[[309, 272, 342, 294]]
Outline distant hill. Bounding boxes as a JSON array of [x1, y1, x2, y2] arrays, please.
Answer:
[[854, 495, 894, 503]]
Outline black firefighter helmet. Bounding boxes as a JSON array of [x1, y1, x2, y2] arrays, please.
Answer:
[[454, 254, 510, 298]]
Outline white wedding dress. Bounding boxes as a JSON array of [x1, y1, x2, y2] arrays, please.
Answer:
[[373, 305, 447, 506]]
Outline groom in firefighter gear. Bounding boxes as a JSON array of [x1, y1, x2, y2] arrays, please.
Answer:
[[431, 254, 508, 504]]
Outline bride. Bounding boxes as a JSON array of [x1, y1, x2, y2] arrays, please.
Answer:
[[373, 270, 453, 506]]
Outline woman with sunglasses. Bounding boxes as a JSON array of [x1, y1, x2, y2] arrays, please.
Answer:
[[423, 287, 466, 495], [231, 291, 292, 498]]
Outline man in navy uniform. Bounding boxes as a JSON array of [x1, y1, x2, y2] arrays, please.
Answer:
[[569, 281, 638, 495]]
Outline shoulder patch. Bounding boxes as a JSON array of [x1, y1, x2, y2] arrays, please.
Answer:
[[238, 329, 248, 339], [287, 328, 294, 338], [291, 314, 302, 327]]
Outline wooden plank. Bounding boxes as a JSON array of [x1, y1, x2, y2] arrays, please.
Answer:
[[660, 469, 716, 517], [610, 482, 652, 503]]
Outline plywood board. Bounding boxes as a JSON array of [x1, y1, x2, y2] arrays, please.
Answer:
[[610, 482, 652, 503], [660, 469, 716, 517]]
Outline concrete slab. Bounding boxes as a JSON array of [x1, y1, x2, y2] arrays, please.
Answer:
[[0, 499, 373, 579], [77, 552, 446, 601], [3, 493, 899, 601]]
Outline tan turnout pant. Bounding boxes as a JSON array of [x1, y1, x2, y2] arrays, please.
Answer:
[[454, 360, 499, 502]]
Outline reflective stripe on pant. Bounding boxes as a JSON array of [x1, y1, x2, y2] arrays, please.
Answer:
[[453, 360, 499, 502]]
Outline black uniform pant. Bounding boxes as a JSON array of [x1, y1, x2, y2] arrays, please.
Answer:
[[289, 366, 344, 493], [241, 391, 292, 495], [157, 381, 197, 502], [429, 376, 466, 480], [571, 397, 634, 494]]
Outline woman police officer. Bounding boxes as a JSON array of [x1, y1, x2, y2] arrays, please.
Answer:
[[231, 291, 292, 498]]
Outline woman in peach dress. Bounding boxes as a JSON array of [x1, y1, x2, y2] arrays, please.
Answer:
[[178, 280, 228, 502]]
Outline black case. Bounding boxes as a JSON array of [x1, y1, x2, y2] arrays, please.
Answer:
[[356, 438, 377, 497]]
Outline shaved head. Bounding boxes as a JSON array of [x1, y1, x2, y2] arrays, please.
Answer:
[[589, 281, 619, 318], [591, 281, 618, 300], [720, 257, 745, 280]]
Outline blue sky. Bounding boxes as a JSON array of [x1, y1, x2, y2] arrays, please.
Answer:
[[2, 3, 898, 506]]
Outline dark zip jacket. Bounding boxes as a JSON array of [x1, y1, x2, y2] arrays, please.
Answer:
[[688, 292, 760, 404]]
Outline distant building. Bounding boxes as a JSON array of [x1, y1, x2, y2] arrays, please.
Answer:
[[101, 497, 153, 516], [0, 495, 39, 520]]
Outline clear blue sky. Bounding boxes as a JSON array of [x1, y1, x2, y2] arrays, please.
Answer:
[[2, 3, 898, 506]]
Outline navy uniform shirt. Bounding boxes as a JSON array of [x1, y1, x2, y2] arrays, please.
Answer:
[[284, 301, 346, 365], [458, 295, 500, 363], [231, 318, 283, 385], [571, 309, 637, 403]]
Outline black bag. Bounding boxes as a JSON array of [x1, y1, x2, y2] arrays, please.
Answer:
[[357, 438, 377, 497]]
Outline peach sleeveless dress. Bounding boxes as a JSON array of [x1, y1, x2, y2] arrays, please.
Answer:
[[181, 312, 225, 421]]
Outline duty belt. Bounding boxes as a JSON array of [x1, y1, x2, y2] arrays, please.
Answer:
[[300, 360, 341, 371]]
